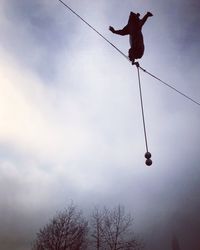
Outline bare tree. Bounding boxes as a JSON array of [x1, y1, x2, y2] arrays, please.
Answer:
[[90, 205, 143, 250], [32, 204, 88, 250], [32, 204, 143, 250], [90, 207, 104, 250]]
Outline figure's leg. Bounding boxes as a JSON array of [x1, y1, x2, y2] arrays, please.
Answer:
[[128, 48, 135, 64], [129, 42, 144, 63], [128, 35, 135, 63]]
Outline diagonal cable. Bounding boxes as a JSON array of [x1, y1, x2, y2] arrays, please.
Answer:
[[57, 0, 200, 108], [139, 66, 200, 107], [58, 0, 129, 61]]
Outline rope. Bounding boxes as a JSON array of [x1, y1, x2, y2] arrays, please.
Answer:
[[139, 66, 200, 107], [135, 63, 149, 152], [57, 0, 200, 108]]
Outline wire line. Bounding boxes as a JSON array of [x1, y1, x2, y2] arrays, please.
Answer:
[[58, 0, 129, 61], [57, 0, 200, 108], [139, 66, 200, 107]]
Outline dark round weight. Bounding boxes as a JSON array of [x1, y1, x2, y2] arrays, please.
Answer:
[[145, 158, 152, 166], [145, 152, 152, 159]]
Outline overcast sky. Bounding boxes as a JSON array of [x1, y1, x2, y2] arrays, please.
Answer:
[[0, 0, 200, 249]]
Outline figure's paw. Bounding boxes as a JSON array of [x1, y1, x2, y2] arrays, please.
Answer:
[[147, 11, 153, 17], [109, 26, 115, 33]]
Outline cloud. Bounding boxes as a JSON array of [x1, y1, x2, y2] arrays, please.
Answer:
[[0, 0, 200, 249]]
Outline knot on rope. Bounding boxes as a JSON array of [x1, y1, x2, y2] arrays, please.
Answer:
[[133, 61, 140, 68]]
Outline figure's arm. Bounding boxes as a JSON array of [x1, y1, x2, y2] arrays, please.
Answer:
[[140, 12, 153, 26], [109, 25, 129, 36]]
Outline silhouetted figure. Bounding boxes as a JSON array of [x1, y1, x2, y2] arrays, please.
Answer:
[[172, 235, 181, 250], [109, 11, 153, 64]]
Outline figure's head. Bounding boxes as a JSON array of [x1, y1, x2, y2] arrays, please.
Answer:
[[129, 12, 140, 25]]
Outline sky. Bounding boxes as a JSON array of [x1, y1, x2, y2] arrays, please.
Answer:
[[0, 0, 200, 249]]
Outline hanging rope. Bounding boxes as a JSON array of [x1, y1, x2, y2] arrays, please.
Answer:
[[135, 63, 152, 166], [57, 0, 200, 108], [136, 63, 149, 152]]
